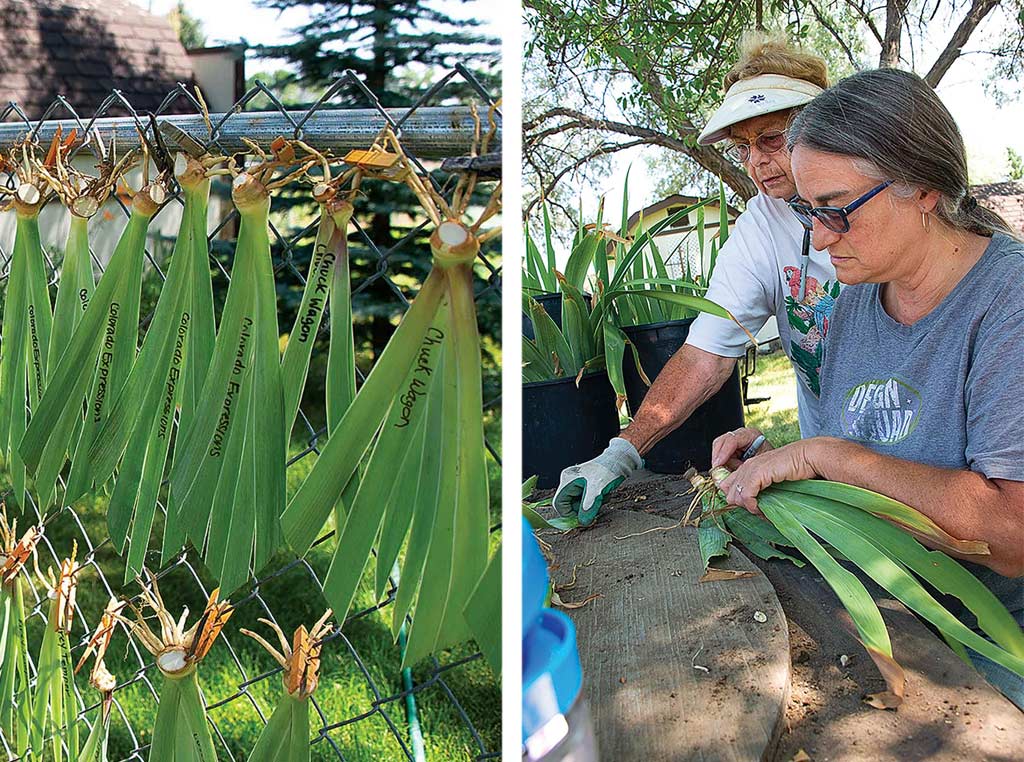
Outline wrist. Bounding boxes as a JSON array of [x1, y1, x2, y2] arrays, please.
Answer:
[[607, 437, 643, 471], [800, 437, 840, 478]]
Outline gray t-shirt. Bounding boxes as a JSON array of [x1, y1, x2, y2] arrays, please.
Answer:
[[816, 233, 1024, 620]]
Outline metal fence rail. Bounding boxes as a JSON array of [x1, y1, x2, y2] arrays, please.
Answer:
[[0, 66, 501, 762]]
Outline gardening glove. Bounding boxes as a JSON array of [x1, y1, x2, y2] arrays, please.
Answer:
[[553, 437, 643, 526]]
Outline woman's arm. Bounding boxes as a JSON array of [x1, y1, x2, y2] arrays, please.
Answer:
[[719, 436, 1024, 578], [620, 344, 737, 455]]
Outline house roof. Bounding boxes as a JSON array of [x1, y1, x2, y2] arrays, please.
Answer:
[[627, 193, 742, 234], [0, 0, 195, 119], [971, 181, 1024, 234]]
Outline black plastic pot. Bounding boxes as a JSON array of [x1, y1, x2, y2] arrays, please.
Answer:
[[522, 292, 593, 341], [522, 293, 564, 341], [523, 370, 621, 489], [622, 318, 744, 474]]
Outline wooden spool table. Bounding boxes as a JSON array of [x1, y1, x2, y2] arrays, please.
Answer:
[[538, 469, 1024, 761]]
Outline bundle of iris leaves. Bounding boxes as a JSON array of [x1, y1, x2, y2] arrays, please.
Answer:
[[3, 104, 501, 684], [689, 468, 1024, 708], [1, 496, 339, 762]]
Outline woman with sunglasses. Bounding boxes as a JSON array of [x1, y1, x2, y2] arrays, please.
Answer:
[[554, 32, 841, 524], [714, 68, 1024, 708]]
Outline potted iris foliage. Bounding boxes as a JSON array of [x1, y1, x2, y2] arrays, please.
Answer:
[[523, 188, 742, 487], [611, 180, 747, 474]]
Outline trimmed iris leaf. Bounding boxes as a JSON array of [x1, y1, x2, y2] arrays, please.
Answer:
[[0, 511, 40, 756], [691, 469, 1024, 709], [29, 544, 84, 762], [121, 571, 232, 762], [170, 139, 317, 593], [20, 141, 168, 511], [280, 115, 500, 666], [0, 134, 69, 508], [87, 152, 221, 581], [241, 611, 333, 761]]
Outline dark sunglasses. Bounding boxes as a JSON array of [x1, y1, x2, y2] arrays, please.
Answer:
[[725, 129, 787, 163], [787, 181, 893, 234]]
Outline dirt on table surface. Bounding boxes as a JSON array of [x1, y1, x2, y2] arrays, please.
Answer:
[[528, 469, 1024, 762]]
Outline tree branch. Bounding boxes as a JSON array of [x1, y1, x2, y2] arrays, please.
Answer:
[[880, 0, 909, 66], [524, 139, 648, 219], [807, 0, 860, 69], [526, 107, 758, 199], [924, 0, 1001, 87], [842, 0, 884, 44]]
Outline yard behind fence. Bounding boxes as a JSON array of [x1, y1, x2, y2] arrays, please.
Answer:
[[0, 66, 502, 761]]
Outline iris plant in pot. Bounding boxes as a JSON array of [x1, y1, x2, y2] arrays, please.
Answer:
[[611, 181, 748, 474], [522, 189, 744, 486]]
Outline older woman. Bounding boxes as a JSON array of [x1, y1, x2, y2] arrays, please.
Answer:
[[555, 32, 840, 524], [714, 67, 1024, 707]]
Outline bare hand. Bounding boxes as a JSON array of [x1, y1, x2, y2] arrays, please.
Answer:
[[711, 427, 773, 470], [718, 439, 821, 514]]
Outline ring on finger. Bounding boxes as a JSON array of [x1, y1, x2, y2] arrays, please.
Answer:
[[736, 484, 744, 495]]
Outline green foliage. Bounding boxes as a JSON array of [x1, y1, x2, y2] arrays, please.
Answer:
[[245, 1, 502, 428], [522, 182, 738, 388], [1008, 146, 1024, 180], [169, 1, 207, 49], [695, 470, 1024, 702], [253, 0, 499, 98]]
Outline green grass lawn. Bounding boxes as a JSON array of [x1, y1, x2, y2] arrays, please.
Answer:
[[743, 349, 801, 446], [4, 421, 501, 761]]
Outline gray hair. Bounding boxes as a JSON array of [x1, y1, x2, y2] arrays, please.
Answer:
[[787, 68, 1014, 239]]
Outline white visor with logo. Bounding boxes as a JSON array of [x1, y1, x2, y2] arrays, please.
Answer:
[[697, 74, 824, 146]]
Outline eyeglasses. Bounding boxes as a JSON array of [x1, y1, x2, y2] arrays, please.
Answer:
[[725, 129, 787, 163], [787, 181, 893, 234]]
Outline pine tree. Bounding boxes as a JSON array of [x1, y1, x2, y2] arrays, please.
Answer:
[[249, 1, 501, 429], [254, 0, 499, 102]]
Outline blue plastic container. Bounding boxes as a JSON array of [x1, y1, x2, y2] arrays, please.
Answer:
[[522, 519, 598, 761]]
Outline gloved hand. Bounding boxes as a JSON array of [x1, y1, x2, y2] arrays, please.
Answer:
[[553, 437, 643, 526]]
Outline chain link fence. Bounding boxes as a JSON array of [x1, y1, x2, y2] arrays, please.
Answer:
[[0, 66, 502, 761]]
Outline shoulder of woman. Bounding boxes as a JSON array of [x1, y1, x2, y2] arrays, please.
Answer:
[[980, 234, 1024, 296], [963, 234, 1024, 334]]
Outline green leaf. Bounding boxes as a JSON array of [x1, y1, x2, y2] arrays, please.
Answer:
[[283, 201, 354, 435], [392, 340, 448, 638], [555, 274, 595, 365], [698, 521, 731, 570], [522, 505, 580, 531], [602, 320, 628, 400], [522, 475, 538, 499], [170, 191, 286, 592], [49, 215, 93, 378], [151, 672, 218, 762], [564, 232, 599, 292], [321, 322, 439, 624], [772, 480, 991, 556], [759, 494, 894, 660], [281, 269, 446, 558], [1, 211, 52, 508], [775, 490, 1024, 664], [522, 337, 557, 382], [21, 206, 154, 508], [523, 294, 578, 377], [246, 694, 308, 762], [463, 544, 502, 677]]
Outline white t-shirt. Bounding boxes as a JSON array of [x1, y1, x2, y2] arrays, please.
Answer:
[[685, 192, 840, 436]]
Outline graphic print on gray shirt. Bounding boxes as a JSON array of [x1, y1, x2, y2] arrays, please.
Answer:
[[816, 233, 1024, 617], [818, 233, 1024, 478]]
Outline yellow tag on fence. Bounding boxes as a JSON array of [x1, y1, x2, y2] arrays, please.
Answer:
[[344, 148, 400, 169]]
